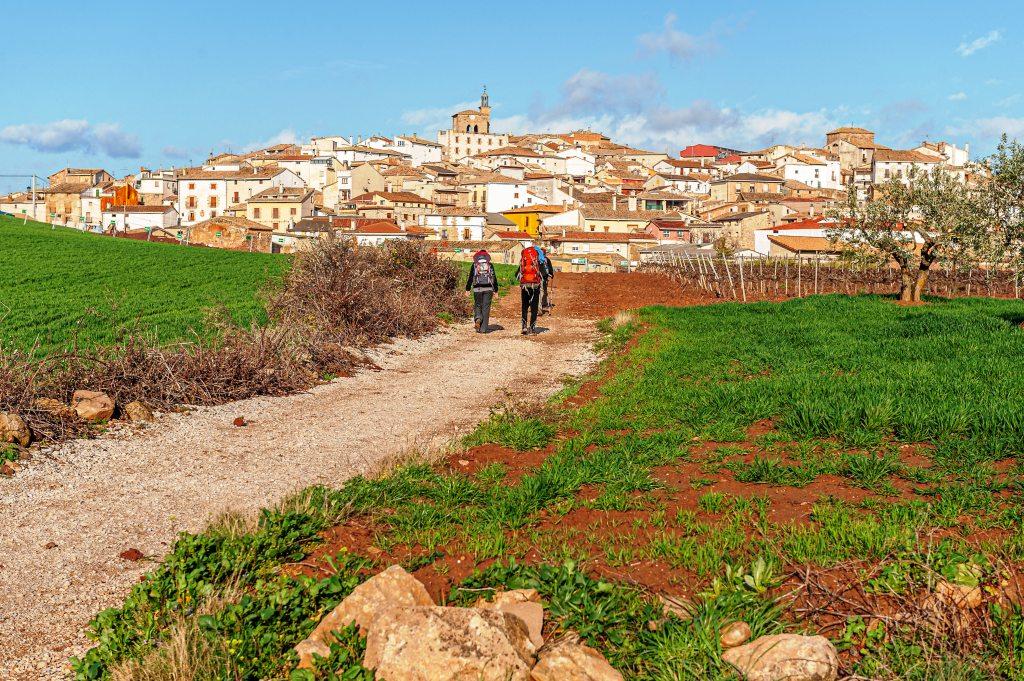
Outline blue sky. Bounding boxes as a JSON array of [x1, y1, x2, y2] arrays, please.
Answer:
[[0, 0, 1020, 191]]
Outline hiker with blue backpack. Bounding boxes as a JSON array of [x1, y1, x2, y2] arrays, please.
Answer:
[[466, 249, 498, 334]]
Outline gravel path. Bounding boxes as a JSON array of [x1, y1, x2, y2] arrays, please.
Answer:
[[0, 289, 600, 679]]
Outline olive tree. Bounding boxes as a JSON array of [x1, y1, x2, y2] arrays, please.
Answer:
[[830, 166, 985, 302]]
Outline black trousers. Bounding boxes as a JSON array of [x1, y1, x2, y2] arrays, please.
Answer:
[[473, 290, 493, 332], [521, 285, 540, 328], [542, 278, 550, 309]]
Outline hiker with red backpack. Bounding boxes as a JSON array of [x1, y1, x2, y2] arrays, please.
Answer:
[[517, 241, 543, 335], [465, 249, 498, 333]]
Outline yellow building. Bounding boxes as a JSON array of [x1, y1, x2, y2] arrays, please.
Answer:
[[501, 204, 565, 237]]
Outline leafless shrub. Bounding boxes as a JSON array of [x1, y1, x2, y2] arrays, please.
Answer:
[[0, 239, 467, 445]]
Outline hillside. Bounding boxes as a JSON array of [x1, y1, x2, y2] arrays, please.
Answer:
[[0, 216, 288, 353]]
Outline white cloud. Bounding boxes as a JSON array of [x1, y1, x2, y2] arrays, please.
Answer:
[[948, 91, 968, 101], [997, 94, 1021, 107], [401, 100, 478, 133], [636, 12, 715, 61], [242, 128, 300, 152], [956, 30, 1001, 57], [961, 116, 1024, 139], [161, 145, 191, 159], [0, 119, 141, 158]]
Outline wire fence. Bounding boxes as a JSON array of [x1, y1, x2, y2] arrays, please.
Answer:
[[643, 252, 1024, 301]]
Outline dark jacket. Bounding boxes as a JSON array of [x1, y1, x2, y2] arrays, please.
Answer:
[[465, 252, 499, 292], [541, 256, 554, 280]]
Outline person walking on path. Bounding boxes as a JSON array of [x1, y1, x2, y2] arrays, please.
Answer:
[[466, 249, 499, 333], [539, 247, 554, 313], [517, 241, 543, 335]]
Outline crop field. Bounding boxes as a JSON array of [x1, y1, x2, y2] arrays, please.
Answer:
[[0, 216, 288, 354], [74, 295, 1024, 679]]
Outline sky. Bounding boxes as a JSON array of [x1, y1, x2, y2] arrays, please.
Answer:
[[0, 0, 1021, 192]]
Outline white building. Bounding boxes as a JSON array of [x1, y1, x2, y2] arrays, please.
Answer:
[[176, 167, 303, 225], [871, 149, 941, 185], [101, 204, 179, 233], [775, 153, 841, 190], [391, 135, 443, 166], [419, 208, 488, 241], [915, 141, 970, 167], [556, 147, 597, 178], [134, 169, 178, 200]]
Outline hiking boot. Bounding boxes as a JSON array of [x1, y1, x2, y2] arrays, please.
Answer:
[[521, 325, 529, 335], [474, 319, 481, 332], [530, 325, 538, 335]]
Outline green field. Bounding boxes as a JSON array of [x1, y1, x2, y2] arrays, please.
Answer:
[[0, 215, 288, 353], [76, 294, 1024, 679]]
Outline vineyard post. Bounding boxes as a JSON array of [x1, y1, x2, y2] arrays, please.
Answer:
[[738, 255, 747, 301], [797, 256, 803, 297], [813, 256, 819, 295], [723, 255, 737, 299], [784, 258, 789, 296]]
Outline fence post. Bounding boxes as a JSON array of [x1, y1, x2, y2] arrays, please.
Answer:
[[797, 257, 802, 297], [738, 256, 747, 301]]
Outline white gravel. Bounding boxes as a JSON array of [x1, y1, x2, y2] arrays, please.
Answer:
[[0, 295, 599, 679]]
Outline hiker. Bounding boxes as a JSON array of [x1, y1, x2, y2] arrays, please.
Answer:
[[465, 248, 498, 333], [539, 247, 554, 313], [517, 241, 543, 335]]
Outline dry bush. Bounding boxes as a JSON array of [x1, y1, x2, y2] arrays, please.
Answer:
[[0, 239, 467, 445]]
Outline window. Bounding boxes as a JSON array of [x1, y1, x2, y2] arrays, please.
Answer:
[[254, 207, 261, 218], [290, 207, 297, 215], [272, 207, 280, 218], [209, 196, 218, 208], [210, 183, 217, 189], [187, 197, 197, 208], [187, 212, 194, 222], [232, 192, 239, 203], [188, 183, 195, 190], [273, 222, 279, 229]]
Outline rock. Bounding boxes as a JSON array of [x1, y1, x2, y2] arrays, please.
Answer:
[[934, 579, 983, 610], [71, 390, 114, 422], [719, 621, 752, 648], [1, 461, 18, 475], [363, 606, 535, 680], [33, 397, 76, 419], [233, 416, 247, 427], [659, 594, 692, 619], [721, 634, 838, 681], [0, 412, 31, 446], [477, 589, 544, 649], [295, 565, 433, 668], [119, 548, 144, 561], [122, 401, 154, 422], [531, 638, 622, 681], [44, 542, 57, 549]]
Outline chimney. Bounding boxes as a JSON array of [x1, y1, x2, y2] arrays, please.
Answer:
[[612, 194, 617, 210], [627, 196, 637, 212]]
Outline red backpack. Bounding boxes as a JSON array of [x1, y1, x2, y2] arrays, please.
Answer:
[[519, 247, 542, 285]]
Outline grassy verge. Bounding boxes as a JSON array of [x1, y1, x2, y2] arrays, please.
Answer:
[[0, 215, 287, 353], [74, 295, 1024, 679]]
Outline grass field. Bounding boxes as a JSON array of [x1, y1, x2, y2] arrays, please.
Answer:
[[0, 215, 288, 353], [75, 294, 1024, 679]]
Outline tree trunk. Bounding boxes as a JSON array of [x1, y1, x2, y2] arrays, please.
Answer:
[[898, 268, 915, 302], [911, 245, 938, 302]]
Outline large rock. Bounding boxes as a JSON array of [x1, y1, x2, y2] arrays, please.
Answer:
[[364, 606, 536, 680], [295, 565, 433, 668], [477, 589, 544, 649], [531, 638, 622, 681], [71, 390, 114, 422], [123, 401, 154, 423], [0, 413, 30, 446], [721, 634, 838, 681]]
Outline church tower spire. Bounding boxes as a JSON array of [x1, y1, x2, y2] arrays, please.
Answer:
[[480, 85, 489, 112]]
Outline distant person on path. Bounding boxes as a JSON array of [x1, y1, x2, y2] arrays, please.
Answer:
[[465, 248, 498, 333], [538, 247, 554, 313], [517, 241, 543, 335]]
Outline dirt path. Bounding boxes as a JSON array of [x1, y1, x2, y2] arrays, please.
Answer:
[[0, 272, 687, 679]]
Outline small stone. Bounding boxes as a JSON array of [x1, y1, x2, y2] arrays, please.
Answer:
[[44, 542, 57, 549], [1, 462, 17, 475], [71, 390, 115, 422], [722, 634, 838, 681], [119, 548, 144, 561], [719, 621, 752, 648], [123, 401, 154, 422], [33, 398, 76, 419], [458, 459, 470, 466], [0, 412, 31, 446], [934, 579, 983, 610], [233, 416, 247, 427], [659, 594, 692, 619], [531, 637, 623, 681]]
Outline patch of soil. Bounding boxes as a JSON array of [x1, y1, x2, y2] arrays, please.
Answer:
[[549, 272, 716, 320], [446, 443, 554, 483]]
